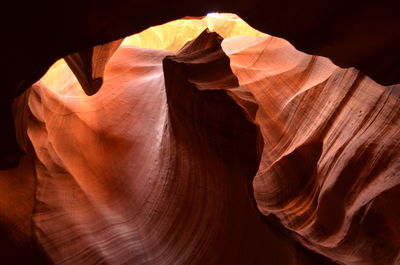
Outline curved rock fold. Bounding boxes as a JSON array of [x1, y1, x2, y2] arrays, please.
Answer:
[[0, 15, 398, 265]]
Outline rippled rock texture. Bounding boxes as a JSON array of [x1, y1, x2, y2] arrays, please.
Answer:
[[1, 14, 399, 265]]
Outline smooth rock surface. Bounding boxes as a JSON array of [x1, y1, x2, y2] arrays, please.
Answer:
[[27, 30, 332, 265], [1, 15, 398, 265], [223, 35, 400, 265]]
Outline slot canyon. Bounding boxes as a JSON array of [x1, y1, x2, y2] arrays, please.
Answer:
[[1, 1, 399, 264]]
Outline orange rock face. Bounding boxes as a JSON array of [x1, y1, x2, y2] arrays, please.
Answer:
[[223, 34, 400, 265], [1, 14, 399, 265]]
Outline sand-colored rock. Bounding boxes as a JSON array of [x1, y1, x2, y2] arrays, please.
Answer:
[[26, 28, 320, 265], [223, 35, 400, 265], [0, 14, 398, 265]]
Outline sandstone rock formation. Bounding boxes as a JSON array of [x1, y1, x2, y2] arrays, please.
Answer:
[[2, 0, 400, 166], [223, 33, 400, 265], [1, 12, 399, 265]]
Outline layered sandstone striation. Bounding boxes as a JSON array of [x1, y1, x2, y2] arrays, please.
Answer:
[[0, 14, 398, 265]]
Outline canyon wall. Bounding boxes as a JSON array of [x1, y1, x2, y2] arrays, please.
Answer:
[[1, 12, 399, 265]]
